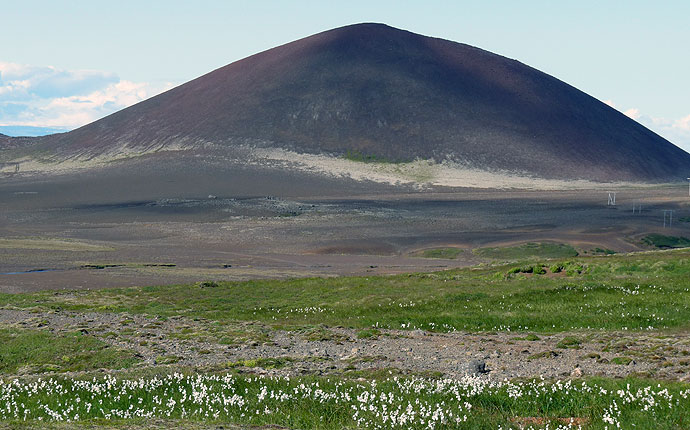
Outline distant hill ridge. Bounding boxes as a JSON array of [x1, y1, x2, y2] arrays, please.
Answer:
[[10, 23, 690, 181]]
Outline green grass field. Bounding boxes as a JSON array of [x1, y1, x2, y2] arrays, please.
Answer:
[[0, 328, 138, 374], [473, 242, 579, 260], [2, 249, 688, 333], [0, 372, 688, 429], [642, 234, 690, 249], [413, 247, 464, 259], [3, 248, 690, 428]]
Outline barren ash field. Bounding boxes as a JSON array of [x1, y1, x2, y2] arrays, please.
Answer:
[[2, 164, 690, 292], [2, 22, 690, 430]]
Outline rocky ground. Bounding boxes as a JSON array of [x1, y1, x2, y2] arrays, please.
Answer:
[[2, 309, 689, 382]]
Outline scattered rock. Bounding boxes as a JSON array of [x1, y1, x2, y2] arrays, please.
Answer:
[[467, 360, 488, 375], [0, 309, 683, 381], [570, 365, 583, 378]]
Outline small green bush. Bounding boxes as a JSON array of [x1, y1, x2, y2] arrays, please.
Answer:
[[506, 265, 546, 275], [357, 328, 381, 339], [198, 281, 220, 288], [549, 263, 564, 273], [612, 357, 634, 365], [642, 234, 690, 249], [528, 350, 559, 360], [556, 336, 582, 349]]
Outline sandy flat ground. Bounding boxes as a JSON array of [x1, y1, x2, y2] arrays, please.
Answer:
[[0, 149, 688, 292], [1, 174, 688, 292]]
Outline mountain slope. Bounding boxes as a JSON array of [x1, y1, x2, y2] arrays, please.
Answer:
[[14, 23, 690, 182]]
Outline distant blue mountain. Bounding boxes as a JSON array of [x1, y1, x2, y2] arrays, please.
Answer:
[[0, 126, 71, 137]]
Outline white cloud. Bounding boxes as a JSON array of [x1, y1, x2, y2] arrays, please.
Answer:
[[639, 114, 690, 153], [0, 62, 174, 129], [623, 108, 641, 120], [603, 100, 690, 154], [674, 114, 690, 132]]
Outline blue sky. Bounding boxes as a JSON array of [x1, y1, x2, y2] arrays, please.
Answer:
[[1, 0, 689, 151]]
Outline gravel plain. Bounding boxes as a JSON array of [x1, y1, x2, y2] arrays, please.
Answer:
[[2, 309, 689, 382]]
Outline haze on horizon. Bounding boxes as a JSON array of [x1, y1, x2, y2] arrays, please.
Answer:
[[1, 0, 689, 153]]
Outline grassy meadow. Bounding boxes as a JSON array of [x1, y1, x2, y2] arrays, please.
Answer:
[[0, 328, 138, 374], [1, 248, 689, 333], [0, 371, 689, 429], [1, 247, 690, 428]]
